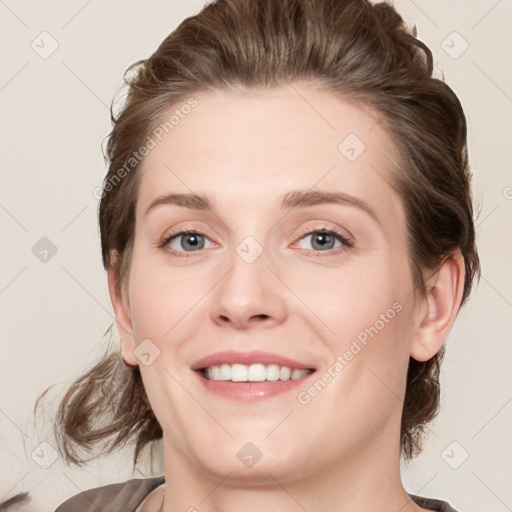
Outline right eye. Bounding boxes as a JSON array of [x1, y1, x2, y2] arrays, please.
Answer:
[[159, 229, 215, 257]]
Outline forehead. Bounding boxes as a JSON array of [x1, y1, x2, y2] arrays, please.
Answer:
[[136, 83, 402, 220]]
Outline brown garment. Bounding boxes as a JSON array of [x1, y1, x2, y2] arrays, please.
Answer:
[[54, 476, 165, 512], [54, 476, 459, 512]]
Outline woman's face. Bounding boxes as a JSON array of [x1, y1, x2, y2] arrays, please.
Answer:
[[116, 82, 423, 482]]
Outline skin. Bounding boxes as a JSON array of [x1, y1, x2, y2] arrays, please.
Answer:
[[108, 81, 465, 512]]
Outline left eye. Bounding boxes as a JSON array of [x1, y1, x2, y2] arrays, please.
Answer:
[[295, 229, 348, 252]]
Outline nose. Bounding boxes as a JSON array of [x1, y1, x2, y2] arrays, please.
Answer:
[[210, 244, 287, 330]]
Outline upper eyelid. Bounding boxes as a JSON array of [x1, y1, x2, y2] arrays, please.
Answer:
[[296, 224, 352, 241], [165, 226, 345, 239]]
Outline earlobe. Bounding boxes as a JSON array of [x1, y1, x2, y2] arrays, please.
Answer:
[[107, 262, 139, 367], [410, 251, 465, 362]]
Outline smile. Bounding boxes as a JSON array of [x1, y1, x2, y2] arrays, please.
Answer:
[[200, 363, 315, 382]]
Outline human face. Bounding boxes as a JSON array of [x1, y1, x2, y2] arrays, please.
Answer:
[[119, 82, 419, 482]]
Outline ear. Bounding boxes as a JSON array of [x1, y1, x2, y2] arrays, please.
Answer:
[[107, 260, 138, 366], [410, 250, 465, 362]]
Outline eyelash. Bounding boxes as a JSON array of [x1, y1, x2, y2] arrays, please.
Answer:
[[158, 226, 353, 258]]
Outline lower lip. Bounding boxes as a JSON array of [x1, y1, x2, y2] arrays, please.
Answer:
[[193, 370, 316, 401]]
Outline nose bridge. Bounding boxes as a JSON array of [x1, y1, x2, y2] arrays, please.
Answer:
[[209, 231, 286, 328]]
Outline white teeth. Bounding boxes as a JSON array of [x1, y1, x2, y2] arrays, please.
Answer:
[[210, 366, 221, 380], [291, 368, 306, 380], [265, 364, 280, 381], [204, 363, 312, 382], [231, 363, 248, 382], [248, 364, 267, 381], [280, 366, 291, 380], [219, 364, 231, 380]]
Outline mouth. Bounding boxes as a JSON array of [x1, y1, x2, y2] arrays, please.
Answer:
[[196, 363, 316, 382], [191, 350, 317, 401]]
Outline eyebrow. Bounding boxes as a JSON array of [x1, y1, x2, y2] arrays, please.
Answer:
[[144, 189, 379, 224]]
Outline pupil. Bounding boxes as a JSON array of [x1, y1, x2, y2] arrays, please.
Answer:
[[313, 232, 333, 250], [183, 233, 203, 250]]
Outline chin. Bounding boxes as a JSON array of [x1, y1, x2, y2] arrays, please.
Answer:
[[188, 435, 305, 481]]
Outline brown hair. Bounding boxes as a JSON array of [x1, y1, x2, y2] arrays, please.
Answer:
[[38, 0, 480, 468]]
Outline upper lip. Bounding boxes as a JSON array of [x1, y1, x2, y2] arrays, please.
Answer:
[[191, 350, 316, 371]]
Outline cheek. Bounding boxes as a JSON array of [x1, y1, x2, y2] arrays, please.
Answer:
[[125, 258, 207, 440], [297, 257, 409, 343], [297, 275, 412, 439], [303, 253, 414, 392], [127, 255, 207, 341]]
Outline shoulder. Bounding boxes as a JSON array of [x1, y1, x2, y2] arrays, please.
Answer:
[[409, 493, 460, 512], [54, 475, 165, 512]]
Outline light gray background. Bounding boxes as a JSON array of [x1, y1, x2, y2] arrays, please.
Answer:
[[1, 1, 511, 511]]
